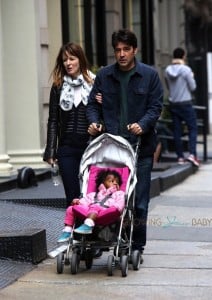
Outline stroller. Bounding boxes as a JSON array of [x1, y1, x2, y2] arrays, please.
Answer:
[[56, 133, 140, 277]]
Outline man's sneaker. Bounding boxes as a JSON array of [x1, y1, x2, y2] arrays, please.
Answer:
[[187, 154, 200, 167], [178, 157, 185, 165], [57, 231, 71, 243], [74, 224, 93, 234]]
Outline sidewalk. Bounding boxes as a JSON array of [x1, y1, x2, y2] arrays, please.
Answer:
[[0, 136, 212, 299], [1, 161, 212, 299]]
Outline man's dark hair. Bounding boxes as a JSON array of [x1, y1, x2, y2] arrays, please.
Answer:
[[111, 29, 137, 49], [95, 169, 122, 190], [173, 47, 185, 59]]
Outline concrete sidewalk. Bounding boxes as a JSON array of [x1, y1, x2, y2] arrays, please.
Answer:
[[1, 161, 212, 299], [0, 135, 212, 299]]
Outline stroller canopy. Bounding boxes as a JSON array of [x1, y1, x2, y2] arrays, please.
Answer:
[[79, 133, 137, 197]]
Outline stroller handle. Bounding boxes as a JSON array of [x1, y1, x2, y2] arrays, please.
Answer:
[[134, 136, 141, 161]]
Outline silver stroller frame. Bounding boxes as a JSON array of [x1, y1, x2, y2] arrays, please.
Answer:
[[56, 133, 141, 277]]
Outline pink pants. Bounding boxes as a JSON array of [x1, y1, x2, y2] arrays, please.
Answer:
[[64, 204, 120, 226]]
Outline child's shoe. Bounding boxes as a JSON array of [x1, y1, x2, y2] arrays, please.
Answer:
[[74, 224, 93, 234], [57, 231, 71, 243]]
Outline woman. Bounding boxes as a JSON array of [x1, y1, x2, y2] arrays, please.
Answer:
[[43, 42, 95, 207]]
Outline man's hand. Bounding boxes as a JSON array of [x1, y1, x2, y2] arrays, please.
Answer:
[[127, 123, 143, 135], [88, 123, 103, 136]]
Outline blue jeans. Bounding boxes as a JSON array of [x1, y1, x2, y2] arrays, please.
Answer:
[[132, 156, 153, 252], [57, 145, 86, 207], [170, 103, 197, 158]]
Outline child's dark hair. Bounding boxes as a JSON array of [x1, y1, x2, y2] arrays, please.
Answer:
[[95, 169, 122, 190]]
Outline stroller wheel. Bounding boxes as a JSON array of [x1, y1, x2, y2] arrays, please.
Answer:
[[71, 252, 79, 275], [85, 249, 93, 269], [57, 252, 64, 274], [131, 250, 140, 270], [120, 255, 128, 277], [107, 255, 114, 276]]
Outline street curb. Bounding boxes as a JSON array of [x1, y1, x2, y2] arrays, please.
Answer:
[[159, 163, 194, 191], [0, 169, 51, 193]]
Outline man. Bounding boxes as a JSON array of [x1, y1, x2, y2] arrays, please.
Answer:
[[86, 29, 163, 262], [164, 47, 199, 167]]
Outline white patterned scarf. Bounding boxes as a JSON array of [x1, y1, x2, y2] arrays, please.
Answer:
[[59, 71, 95, 111]]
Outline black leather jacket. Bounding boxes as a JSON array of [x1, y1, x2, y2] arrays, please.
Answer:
[[43, 84, 89, 161]]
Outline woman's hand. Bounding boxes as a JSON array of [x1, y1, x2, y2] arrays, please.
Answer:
[[47, 158, 56, 166], [95, 93, 102, 104]]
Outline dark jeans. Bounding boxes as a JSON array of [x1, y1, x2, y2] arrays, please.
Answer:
[[170, 103, 197, 158], [156, 122, 173, 152], [132, 156, 153, 252], [57, 145, 86, 207]]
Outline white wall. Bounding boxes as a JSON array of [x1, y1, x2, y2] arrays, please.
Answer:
[[1, 0, 45, 170], [0, 1, 13, 175]]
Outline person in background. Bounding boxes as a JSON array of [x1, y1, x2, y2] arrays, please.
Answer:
[[57, 169, 125, 242], [43, 42, 95, 207], [86, 29, 163, 263], [164, 47, 199, 167]]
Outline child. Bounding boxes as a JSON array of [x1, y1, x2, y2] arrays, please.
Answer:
[[57, 169, 125, 242]]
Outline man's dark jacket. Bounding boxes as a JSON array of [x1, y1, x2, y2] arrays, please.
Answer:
[[86, 59, 163, 157]]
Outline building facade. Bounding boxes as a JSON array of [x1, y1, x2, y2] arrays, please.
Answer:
[[0, 0, 210, 177]]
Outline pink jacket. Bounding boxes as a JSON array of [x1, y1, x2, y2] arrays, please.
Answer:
[[79, 184, 125, 213]]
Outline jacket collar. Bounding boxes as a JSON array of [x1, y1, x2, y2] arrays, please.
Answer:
[[108, 58, 144, 79]]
